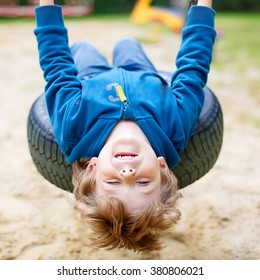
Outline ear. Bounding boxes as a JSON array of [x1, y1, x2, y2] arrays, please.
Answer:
[[158, 157, 170, 172], [86, 157, 98, 172]]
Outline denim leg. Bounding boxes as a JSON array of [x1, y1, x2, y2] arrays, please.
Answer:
[[70, 41, 112, 79], [113, 38, 157, 72]]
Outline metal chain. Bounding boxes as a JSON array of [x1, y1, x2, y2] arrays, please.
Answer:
[[189, 0, 198, 8]]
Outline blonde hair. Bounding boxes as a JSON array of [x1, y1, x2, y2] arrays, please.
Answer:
[[72, 159, 181, 252]]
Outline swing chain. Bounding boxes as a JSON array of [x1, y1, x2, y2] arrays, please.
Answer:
[[189, 0, 198, 8]]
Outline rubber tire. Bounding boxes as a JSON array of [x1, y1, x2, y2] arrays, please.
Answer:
[[27, 72, 223, 191]]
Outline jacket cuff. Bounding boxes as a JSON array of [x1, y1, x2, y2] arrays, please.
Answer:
[[186, 6, 216, 28], [35, 5, 64, 27]]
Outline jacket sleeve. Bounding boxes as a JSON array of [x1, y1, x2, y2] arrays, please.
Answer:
[[34, 5, 82, 155], [171, 6, 217, 152]]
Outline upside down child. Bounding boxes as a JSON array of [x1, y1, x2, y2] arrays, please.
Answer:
[[34, 0, 216, 251]]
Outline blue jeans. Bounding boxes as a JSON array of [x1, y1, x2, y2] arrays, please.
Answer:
[[70, 38, 157, 79]]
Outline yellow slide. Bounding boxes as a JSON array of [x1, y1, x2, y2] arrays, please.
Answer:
[[130, 0, 185, 33]]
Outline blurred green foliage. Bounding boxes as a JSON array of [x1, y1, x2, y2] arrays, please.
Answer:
[[92, 0, 260, 13], [93, 1, 171, 14], [19, 0, 28, 5], [93, 0, 135, 14], [213, 0, 260, 12], [7, 1, 260, 12]]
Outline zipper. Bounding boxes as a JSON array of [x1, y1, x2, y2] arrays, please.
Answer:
[[116, 85, 128, 113]]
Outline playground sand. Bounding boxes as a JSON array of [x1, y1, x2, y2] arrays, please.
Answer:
[[1, 18, 260, 260]]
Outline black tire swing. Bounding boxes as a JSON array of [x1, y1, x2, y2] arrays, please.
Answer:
[[27, 72, 223, 192]]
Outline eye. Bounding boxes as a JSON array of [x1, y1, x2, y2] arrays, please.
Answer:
[[106, 180, 120, 185], [136, 180, 150, 186]]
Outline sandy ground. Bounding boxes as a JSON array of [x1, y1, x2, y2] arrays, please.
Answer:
[[0, 17, 260, 260]]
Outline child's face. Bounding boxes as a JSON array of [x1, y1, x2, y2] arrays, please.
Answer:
[[87, 135, 169, 213]]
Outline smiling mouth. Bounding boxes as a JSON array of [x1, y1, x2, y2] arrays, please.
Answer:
[[114, 152, 138, 160]]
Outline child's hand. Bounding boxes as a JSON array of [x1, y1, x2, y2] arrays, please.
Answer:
[[39, 0, 54, 5], [197, 0, 212, 8]]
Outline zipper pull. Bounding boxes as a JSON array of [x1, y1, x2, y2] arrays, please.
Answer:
[[116, 85, 127, 103]]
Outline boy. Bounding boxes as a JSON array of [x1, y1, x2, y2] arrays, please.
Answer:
[[34, 0, 216, 251]]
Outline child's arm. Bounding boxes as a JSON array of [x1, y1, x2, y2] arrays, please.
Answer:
[[170, 4, 216, 152], [34, 4, 82, 156]]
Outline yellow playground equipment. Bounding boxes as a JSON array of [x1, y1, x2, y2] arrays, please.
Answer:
[[130, 0, 185, 33]]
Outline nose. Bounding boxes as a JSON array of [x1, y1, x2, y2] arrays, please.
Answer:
[[119, 168, 136, 177]]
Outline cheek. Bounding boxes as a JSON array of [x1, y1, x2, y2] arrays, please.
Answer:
[[98, 143, 112, 161], [142, 154, 160, 168], [94, 180, 103, 195], [141, 164, 161, 180], [96, 166, 115, 183]]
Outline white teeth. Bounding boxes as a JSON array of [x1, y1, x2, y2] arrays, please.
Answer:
[[115, 155, 136, 159]]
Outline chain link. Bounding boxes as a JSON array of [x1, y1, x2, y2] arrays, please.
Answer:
[[189, 0, 198, 8]]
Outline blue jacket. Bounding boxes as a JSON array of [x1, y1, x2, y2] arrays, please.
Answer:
[[34, 5, 216, 169]]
